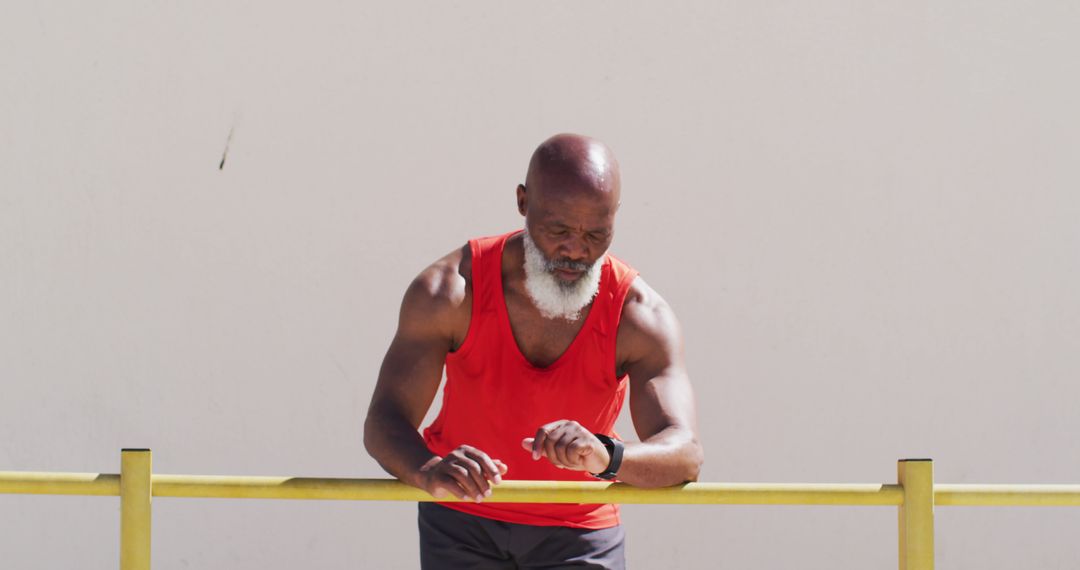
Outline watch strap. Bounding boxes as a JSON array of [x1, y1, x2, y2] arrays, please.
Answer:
[[591, 433, 623, 480]]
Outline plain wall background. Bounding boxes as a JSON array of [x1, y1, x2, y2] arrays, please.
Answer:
[[2, 1, 1078, 568]]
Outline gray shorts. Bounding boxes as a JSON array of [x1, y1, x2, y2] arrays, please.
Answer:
[[418, 502, 626, 569]]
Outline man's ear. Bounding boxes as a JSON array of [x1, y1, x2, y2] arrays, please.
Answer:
[[516, 184, 527, 216]]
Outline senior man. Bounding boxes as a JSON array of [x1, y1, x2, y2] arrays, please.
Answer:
[[364, 133, 702, 569]]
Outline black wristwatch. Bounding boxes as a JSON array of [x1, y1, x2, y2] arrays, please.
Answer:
[[590, 433, 624, 480]]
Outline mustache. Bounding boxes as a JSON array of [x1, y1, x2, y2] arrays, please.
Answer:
[[543, 257, 591, 272]]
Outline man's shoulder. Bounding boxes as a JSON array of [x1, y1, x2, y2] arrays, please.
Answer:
[[621, 276, 668, 321], [405, 229, 514, 316], [617, 275, 680, 350], [404, 244, 471, 319]]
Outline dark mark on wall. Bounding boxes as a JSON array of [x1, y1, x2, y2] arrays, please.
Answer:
[[219, 125, 235, 170]]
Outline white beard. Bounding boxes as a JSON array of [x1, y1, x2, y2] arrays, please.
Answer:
[[521, 230, 605, 321]]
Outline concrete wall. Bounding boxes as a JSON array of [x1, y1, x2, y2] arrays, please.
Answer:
[[2, 1, 1078, 567]]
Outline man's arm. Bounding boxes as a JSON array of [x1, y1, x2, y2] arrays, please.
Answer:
[[363, 247, 506, 502], [522, 277, 703, 487], [613, 278, 703, 487]]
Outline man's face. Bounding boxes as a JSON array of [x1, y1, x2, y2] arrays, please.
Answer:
[[517, 185, 617, 285]]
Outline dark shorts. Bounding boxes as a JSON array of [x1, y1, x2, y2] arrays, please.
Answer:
[[418, 502, 626, 569]]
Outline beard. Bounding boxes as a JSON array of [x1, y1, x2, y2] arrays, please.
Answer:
[[521, 230, 605, 321]]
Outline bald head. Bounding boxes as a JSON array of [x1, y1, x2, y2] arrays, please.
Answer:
[[524, 133, 621, 204], [516, 134, 620, 269]]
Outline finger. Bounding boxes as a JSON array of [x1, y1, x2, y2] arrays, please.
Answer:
[[445, 465, 478, 501], [569, 437, 594, 461], [521, 438, 534, 452], [545, 428, 568, 467], [558, 430, 586, 469], [463, 447, 502, 484], [494, 460, 509, 475], [436, 471, 471, 502], [563, 436, 583, 468], [457, 456, 491, 498], [571, 437, 598, 470], [532, 420, 569, 460], [552, 429, 576, 468], [532, 427, 550, 461], [447, 464, 483, 502]]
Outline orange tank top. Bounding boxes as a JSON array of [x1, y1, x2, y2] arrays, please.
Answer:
[[422, 230, 639, 529]]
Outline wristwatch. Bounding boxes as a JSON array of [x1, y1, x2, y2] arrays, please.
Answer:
[[590, 433, 624, 480]]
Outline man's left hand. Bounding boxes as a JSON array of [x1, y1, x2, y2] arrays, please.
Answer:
[[521, 420, 610, 473]]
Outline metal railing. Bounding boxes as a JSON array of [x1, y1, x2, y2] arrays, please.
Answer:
[[3, 449, 1080, 569]]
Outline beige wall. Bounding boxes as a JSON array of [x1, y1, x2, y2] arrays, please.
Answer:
[[3, 1, 1079, 568]]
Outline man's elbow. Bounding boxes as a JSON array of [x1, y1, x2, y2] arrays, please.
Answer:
[[362, 410, 384, 458], [681, 439, 704, 483]]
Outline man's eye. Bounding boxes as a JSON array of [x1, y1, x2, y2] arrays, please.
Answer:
[[550, 230, 568, 237]]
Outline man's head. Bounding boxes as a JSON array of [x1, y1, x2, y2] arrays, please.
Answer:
[[516, 133, 621, 320]]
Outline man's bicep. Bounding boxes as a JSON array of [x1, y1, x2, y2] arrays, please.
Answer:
[[369, 274, 459, 429], [371, 333, 448, 427], [623, 294, 698, 442], [628, 367, 698, 443]]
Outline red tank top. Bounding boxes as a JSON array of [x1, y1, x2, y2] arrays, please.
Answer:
[[422, 230, 639, 529]]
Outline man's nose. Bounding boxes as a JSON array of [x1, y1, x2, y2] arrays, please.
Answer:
[[557, 237, 589, 263]]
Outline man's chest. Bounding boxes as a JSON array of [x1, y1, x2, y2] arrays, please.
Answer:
[[502, 288, 593, 369]]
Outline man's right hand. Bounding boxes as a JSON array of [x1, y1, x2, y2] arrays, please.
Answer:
[[418, 445, 508, 503]]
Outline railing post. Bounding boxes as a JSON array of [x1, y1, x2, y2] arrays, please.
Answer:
[[121, 449, 152, 570], [897, 458, 934, 570]]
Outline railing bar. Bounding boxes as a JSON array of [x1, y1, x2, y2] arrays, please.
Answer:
[[936, 484, 1080, 506], [150, 477, 904, 505], [0, 472, 121, 496], [2, 473, 1080, 506]]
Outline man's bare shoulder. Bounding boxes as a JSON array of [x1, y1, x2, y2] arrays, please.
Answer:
[[399, 244, 472, 344], [616, 276, 683, 363], [623, 277, 677, 327], [404, 244, 470, 312]]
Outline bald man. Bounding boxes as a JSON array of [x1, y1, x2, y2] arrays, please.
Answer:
[[364, 134, 702, 569]]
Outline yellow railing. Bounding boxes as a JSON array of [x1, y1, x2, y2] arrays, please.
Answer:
[[4, 450, 1080, 570]]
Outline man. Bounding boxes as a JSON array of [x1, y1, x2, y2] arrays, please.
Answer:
[[364, 133, 702, 569]]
